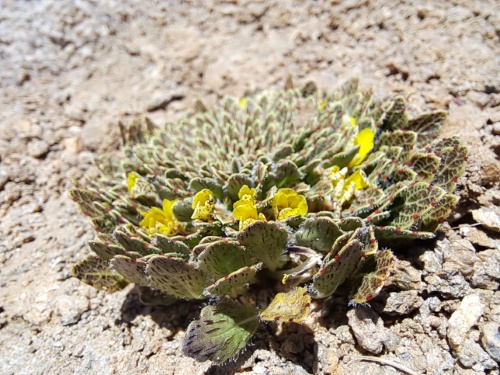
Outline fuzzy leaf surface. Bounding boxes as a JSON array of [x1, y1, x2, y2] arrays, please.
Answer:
[[72, 255, 128, 293], [237, 221, 288, 271], [147, 256, 207, 299], [183, 303, 260, 364]]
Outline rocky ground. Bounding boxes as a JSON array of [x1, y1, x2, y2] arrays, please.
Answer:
[[0, 1, 499, 374]]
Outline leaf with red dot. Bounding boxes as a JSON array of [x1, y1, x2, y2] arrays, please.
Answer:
[[147, 256, 208, 299], [312, 237, 363, 298], [380, 96, 408, 131], [431, 142, 468, 193], [407, 110, 447, 146], [71, 255, 128, 293], [295, 217, 343, 253], [198, 240, 254, 278], [389, 182, 446, 230], [111, 255, 149, 286], [205, 263, 262, 297], [353, 249, 395, 304], [237, 221, 288, 272]]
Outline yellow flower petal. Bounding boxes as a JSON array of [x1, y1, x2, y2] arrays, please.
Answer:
[[127, 172, 140, 195], [271, 188, 308, 221], [238, 185, 256, 201], [191, 189, 215, 221], [349, 127, 375, 167], [139, 199, 182, 236], [233, 198, 265, 230], [318, 99, 327, 111], [345, 169, 369, 190], [239, 97, 247, 109]]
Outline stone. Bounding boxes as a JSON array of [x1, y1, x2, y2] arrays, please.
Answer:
[[146, 90, 185, 112], [347, 306, 385, 354], [62, 137, 83, 153], [493, 122, 500, 136], [383, 291, 424, 315], [441, 238, 476, 278], [460, 225, 499, 249], [0, 168, 9, 190], [458, 339, 497, 371], [471, 249, 500, 290], [419, 250, 442, 274], [27, 139, 50, 158], [14, 119, 32, 134], [472, 207, 500, 233], [425, 270, 472, 299], [386, 260, 422, 290], [54, 294, 90, 326], [480, 322, 500, 362], [447, 294, 484, 350]]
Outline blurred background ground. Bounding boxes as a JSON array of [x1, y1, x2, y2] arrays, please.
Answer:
[[0, 1, 499, 374]]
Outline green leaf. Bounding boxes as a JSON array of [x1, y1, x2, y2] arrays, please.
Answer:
[[389, 182, 446, 230], [198, 240, 254, 278], [172, 200, 194, 222], [237, 221, 289, 271], [260, 287, 311, 323], [431, 144, 468, 193], [273, 160, 301, 189], [114, 225, 157, 256], [205, 263, 263, 297], [408, 152, 441, 182], [408, 110, 446, 146], [111, 255, 149, 286], [182, 303, 260, 364], [147, 256, 207, 299], [89, 235, 126, 260], [295, 217, 343, 253], [312, 238, 363, 298], [420, 193, 459, 232], [381, 96, 408, 131], [352, 250, 395, 304], [374, 226, 435, 241], [154, 234, 190, 255], [72, 255, 128, 293]]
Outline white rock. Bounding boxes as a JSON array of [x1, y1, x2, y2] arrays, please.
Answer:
[[347, 306, 385, 354], [54, 294, 90, 326], [447, 294, 484, 350]]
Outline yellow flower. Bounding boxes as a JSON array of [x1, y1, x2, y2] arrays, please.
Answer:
[[329, 166, 348, 185], [271, 188, 308, 221], [233, 199, 266, 230], [139, 199, 182, 236], [238, 185, 256, 202], [191, 189, 215, 221], [344, 169, 369, 190], [328, 166, 370, 202], [318, 99, 327, 112], [127, 172, 140, 195], [239, 97, 247, 109], [348, 128, 375, 167]]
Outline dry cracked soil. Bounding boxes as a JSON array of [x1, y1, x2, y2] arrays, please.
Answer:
[[0, 1, 499, 374]]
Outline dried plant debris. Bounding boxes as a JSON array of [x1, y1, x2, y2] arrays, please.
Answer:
[[69, 79, 468, 364]]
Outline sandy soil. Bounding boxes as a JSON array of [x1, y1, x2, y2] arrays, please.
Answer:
[[0, 1, 499, 374]]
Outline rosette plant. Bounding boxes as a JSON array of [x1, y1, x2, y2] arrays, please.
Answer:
[[70, 78, 467, 364]]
